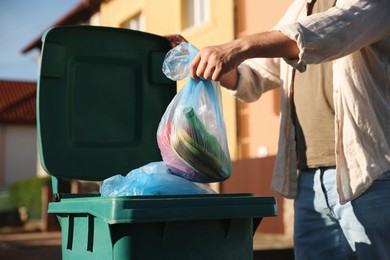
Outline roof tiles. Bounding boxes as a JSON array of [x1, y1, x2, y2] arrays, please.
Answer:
[[0, 80, 36, 124]]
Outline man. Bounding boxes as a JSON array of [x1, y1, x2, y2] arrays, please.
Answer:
[[167, 0, 390, 259]]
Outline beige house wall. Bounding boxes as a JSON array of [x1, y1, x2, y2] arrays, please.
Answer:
[[1, 125, 38, 189]]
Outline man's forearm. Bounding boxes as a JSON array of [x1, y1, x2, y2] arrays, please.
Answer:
[[190, 30, 298, 89], [219, 31, 298, 90], [240, 30, 299, 60]]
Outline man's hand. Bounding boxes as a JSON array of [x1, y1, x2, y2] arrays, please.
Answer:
[[189, 40, 244, 83], [164, 34, 188, 48]]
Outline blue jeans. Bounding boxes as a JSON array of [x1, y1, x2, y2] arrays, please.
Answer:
[[294, 167, 390, 260]]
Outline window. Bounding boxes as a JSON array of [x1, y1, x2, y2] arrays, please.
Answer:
[[121, 13, 145, 31], [182, 0, 209, 29]]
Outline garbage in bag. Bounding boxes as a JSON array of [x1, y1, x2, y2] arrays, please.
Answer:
[[100, 161, 216, 196], [157, 42, 232, 183]]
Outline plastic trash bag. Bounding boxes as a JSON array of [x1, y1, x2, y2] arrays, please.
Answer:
[[162, 42, 198, 81], [157, 42, 232, 183], [100, 162, 216, 196]]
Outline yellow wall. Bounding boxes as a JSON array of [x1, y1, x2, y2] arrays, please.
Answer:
[[99, 0, 238, 159]]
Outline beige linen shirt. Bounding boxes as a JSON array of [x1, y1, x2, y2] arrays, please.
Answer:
[[230, 0, 390, 204]]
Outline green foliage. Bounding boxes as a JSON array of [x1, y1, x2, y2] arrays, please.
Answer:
[[0, 191, 10, 211], [7, 176, 51, 219]]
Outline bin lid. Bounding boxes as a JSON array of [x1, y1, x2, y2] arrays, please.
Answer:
[[37, 26, 176, 182]]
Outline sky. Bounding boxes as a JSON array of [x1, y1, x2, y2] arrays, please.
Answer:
[[0, 0, 81, 82]]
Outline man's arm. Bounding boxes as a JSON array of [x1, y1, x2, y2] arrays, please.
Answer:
[[190, 30, 299, 90]]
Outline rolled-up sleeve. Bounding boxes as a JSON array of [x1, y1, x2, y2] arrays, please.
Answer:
[[226, 57, 282, 102], [273, 0, 390, 72]]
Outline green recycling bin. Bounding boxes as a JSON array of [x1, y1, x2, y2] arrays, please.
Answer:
[[37, 26, 277, 260]]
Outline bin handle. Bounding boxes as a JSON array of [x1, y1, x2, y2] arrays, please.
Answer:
[[252, 217, 263, 235]]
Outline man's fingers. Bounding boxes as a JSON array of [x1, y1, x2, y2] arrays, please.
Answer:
[[190, 54, 201, 81], [164, 34, 188, 48], [203, 65, 216, 81], [212, 66, 223, 81], [190, 48, 226, 82], [196, 60, 208, 80]]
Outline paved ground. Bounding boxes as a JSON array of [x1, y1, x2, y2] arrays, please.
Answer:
[[0, 223, 294, 260], [0, 231, 62, 260]]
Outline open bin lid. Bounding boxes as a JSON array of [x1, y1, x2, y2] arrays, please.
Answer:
[[37, 26, 176, 183]]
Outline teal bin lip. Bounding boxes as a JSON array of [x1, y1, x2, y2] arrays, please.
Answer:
[[48, 193, 277, 224]]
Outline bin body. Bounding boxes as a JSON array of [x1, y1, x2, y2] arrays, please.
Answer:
[[37, 26, 277, 260], [49, 194, 276, 260]]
